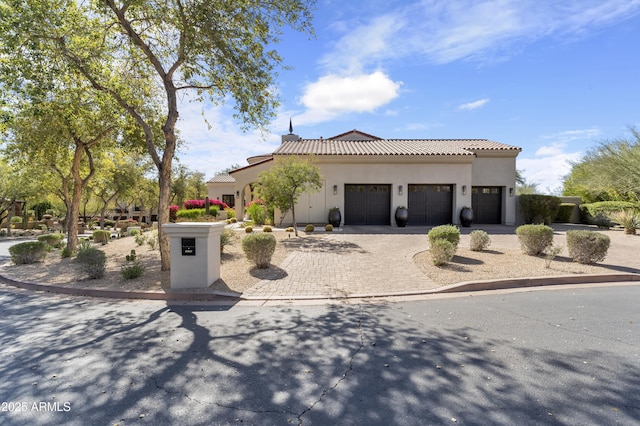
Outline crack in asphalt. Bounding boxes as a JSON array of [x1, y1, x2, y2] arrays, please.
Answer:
[[296, 306, 366, 425]]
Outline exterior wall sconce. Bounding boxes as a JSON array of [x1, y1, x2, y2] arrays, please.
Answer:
[[236, 190, 240, 197], [462, 185, 467, 195], [398, 185, 403, 195], [333, 185, 338, 195], [509, 187, 514, 197]]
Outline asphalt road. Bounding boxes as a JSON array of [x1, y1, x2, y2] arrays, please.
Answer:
[[0, 285, 638, 425]]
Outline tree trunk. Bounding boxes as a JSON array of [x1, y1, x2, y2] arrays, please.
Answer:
[[66, 143, 84, 252]]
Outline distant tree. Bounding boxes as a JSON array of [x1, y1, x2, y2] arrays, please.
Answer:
[[516, 170, 539, 195], [257, 156, 322, 236], [0, 0, 315, 270], [186, 171, 207, 201], [216, 164, 241, 175], [563, 127, 640, 203]]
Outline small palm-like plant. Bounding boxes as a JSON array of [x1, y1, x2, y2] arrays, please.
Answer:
[[608, 209, 640, 234]]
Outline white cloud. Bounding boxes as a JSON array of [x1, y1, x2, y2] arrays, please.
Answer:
[[458, 98, 490, 111], [322, 1, 640, 69], [294, 71, 402, 125], [542, 127, 602, 143]]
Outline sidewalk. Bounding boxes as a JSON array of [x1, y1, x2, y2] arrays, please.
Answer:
[[1, 225, 639, 302]]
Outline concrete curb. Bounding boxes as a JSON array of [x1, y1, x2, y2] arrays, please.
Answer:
[[1, 271, 639, 303]]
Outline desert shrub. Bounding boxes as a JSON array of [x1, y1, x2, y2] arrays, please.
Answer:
[[10, 216, 22, 224], [428, 225, 460, 249], [61, 246, 73, 258], [305, 224, 314, 232], [469, 230, 491, 251], [76, 247, 106, 279], [146, 231, 159, 250], [285, 227, 294, 232], [554, 203, 575, 223], [580, 201, 636, 225], [566, 230, 610, 264], [516, 224, 553, 255], [121, 259, 145, 279], [262, 225, 273, 232], [37, 233, 64, 248], [128, 227, 142, 237], [230, 217, 238, 223], [244, 225, 253, 233], [608, 209, 640, 234], [430, 239, 456, 266], [247, 202, 266, 226], [0, 230, 6, 237], [519, 194, 561, 225], [77, 239, 93, 252], [9, 241, 48, 264], [176, 208, 206, 220], [134, 233, 147, 246], [325, 224, 333, 232], [225, 208, 236, 219], [93, 230, 111, 245], [220, 227, 238, 253], [242, 233, 276, 268]]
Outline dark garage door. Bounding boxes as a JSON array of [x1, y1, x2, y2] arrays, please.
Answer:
[[345, 184, 391, 225], [408, 184, 453, 226], [472, 186, 502, 224]]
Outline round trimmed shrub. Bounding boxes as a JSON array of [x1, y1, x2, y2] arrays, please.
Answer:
[[285, 227, 294, 233], [262, 225, 273, 232], [242, 233, 276, 268], [76, 247, 106, 279], [93, 230, 111, 245], [244, 225, 253, 233], [325, 224, 333, 232], [9, 241, 48, 264], [305, 224, 314, 233], [516, 224, 553, 255], [566, 230, 610, 264], [430, 239, 456, 266], [37, 233, 64, 248], [428, 225, 460, 249], [469, 230, 491, 251]]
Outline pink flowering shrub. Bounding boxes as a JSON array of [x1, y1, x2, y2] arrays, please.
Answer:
[[169, 205, 179, 222], [184, 199, 229, 210]]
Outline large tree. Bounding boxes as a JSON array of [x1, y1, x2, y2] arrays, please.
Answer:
[[563, 127, 640, 203], [257, 155, 322, 236], [0, 0, 315, 270]]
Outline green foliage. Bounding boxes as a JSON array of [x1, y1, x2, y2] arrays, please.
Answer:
[[242, 233, 277, 269], [9, 241, 48, 264], [430, 239, 456, 266], [247, 202, 267, 226], [608, 209, 640, 233], [76, 247, 106, 279], [469, 230, 491, 251], [121, 259, 145, 279], [220, 227, 238, 253], [428, 225, 460, 249], [92, 230, 111, 245], [135, 233, 147, 246], [176, 208, 206, 220], [257, 156, 323, 235], [225, 208, 236, 219], [61, 246, 73, 258], [580, 201, 637, 225], [146, 231, 159, 250], [10, 216, 22, 223], [519, 194, 561, 225], [516, 224, 554, 255], [128, 228, 142, 237], [554, 203, 575, 223], [544, 245, 564, 269], [563, 127, 640, 203], [37, 232, 64, 248], [125, 250, 137, 262], [566, 230, 610, 264], [325, 224, 333, 232], [305, 224, 315, 233], [31, 201, 53, 220]]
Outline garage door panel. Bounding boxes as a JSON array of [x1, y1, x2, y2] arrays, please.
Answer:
[[345, 184, 390, 225], [472, 187, 502, 224], [408, 184, 452, 226]]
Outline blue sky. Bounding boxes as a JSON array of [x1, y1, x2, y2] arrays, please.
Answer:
[[176, 0, 640, 194]]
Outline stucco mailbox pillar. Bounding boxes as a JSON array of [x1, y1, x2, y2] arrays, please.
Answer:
[[162, 222, 225, 289]]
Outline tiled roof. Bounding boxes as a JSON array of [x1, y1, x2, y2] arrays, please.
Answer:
[[207, 174, 235, 183], [273, 138, 521, 156]]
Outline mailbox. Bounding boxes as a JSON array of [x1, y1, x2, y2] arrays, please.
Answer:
[[181, 238, 196, 256]]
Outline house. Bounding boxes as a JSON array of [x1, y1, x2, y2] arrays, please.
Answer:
[[207, 129, 522, 227]]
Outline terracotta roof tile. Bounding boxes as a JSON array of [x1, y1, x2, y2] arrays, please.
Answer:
[[273, 138, 521, 156], [207, 174, 235, 183]]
